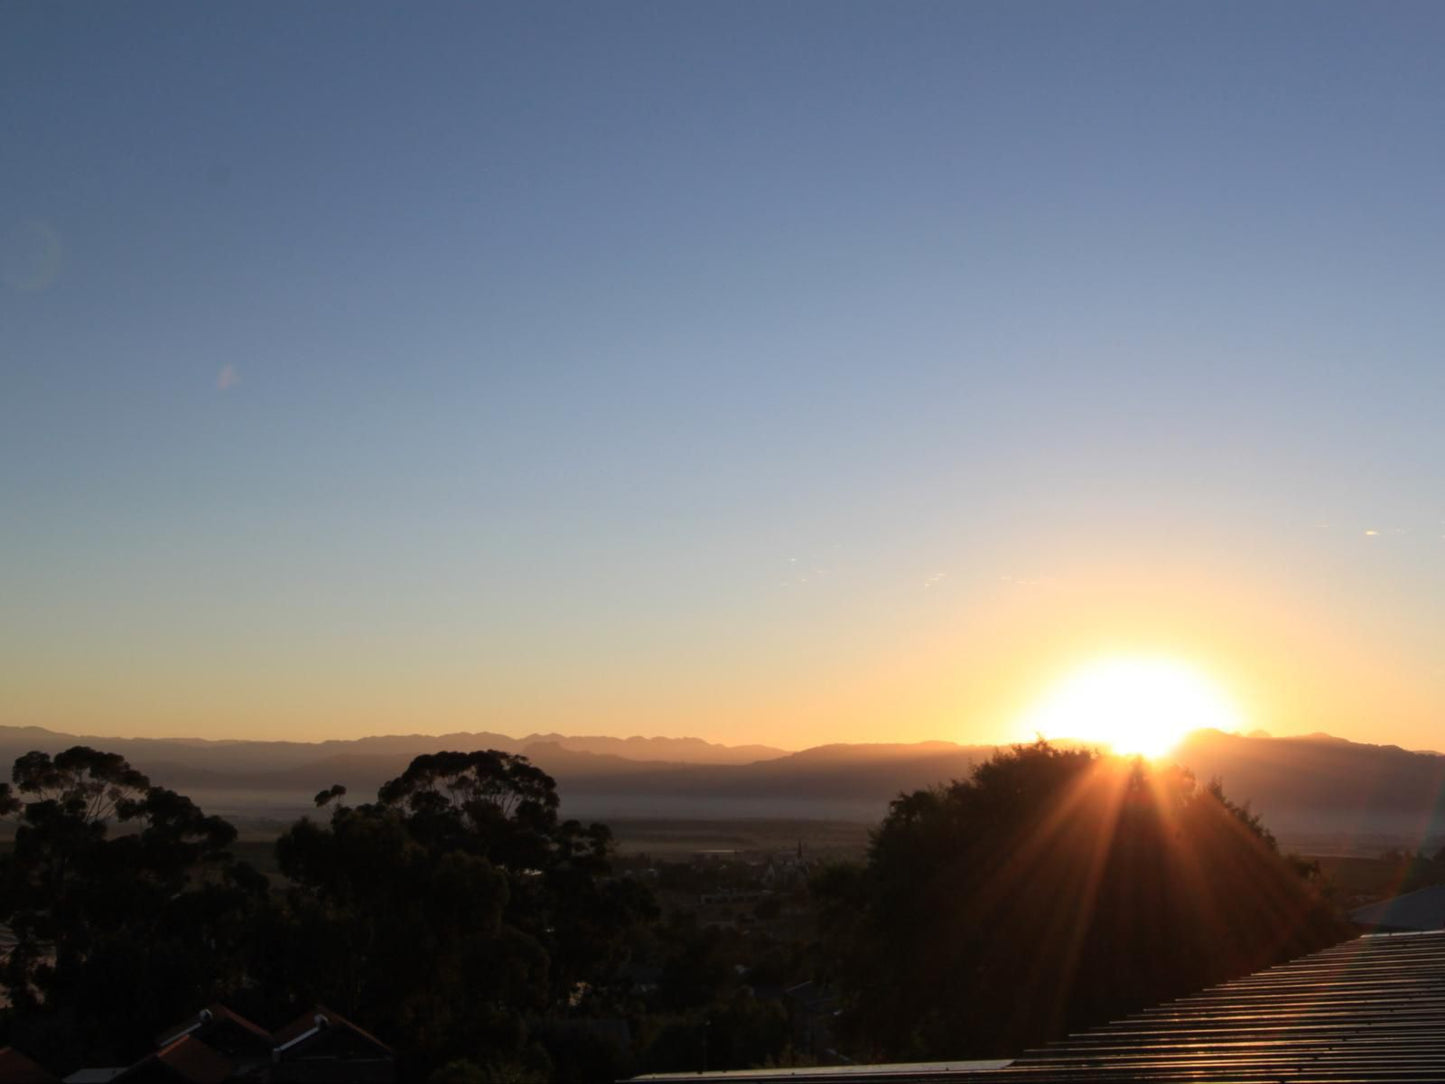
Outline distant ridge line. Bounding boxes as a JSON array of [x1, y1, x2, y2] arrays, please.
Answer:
[[0, 726, 1442, 853]]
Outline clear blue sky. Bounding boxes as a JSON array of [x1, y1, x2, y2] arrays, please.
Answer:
[[3, 2, 1442, 747]]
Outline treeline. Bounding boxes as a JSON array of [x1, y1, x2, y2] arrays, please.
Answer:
[[0, 747, 802, 1080], [812, 743, 1349, 1059], [0, 742, 1349, 1079]]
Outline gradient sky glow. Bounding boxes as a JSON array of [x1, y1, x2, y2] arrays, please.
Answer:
[[3, 3, 1443, 748]]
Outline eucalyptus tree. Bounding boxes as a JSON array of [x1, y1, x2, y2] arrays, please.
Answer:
[[0, 747, 262, 1067], [274, 750, 656, 1076]]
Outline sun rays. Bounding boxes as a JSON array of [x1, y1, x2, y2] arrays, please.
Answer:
[[1017, 657, 1243, 758]]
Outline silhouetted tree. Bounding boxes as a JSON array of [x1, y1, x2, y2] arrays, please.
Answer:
[[271, 750, 656, 1077], [0, 747, 263, 1068], [817, 741, 1348, 1061]]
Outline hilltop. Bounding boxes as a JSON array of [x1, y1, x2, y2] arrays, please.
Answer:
[[0, 725, 1440, 852]]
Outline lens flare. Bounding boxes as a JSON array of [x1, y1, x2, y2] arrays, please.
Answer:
[[1018, 657, 1242, 757]]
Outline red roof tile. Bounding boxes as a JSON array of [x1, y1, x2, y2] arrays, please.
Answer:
[[152, 1036, 232, 1084], [272, 1005, 392, 1055]]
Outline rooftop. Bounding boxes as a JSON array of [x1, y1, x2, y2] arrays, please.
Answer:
[[635, 930, 1445, 1083]]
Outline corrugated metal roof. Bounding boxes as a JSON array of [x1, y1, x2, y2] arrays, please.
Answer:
[[632, 930, 1445, 1083], [635, 1062, 1015, 1081]]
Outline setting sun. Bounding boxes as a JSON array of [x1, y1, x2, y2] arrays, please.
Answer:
[[1018, 657, 1243, 758]]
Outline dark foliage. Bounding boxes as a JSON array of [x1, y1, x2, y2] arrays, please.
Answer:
[[0, 747, 657, 1079], [270, 750, 656, 1077], [1376, 845, 1445, 894], [0, 747, 267, 1069], [817, 741, 1350, 1060], [0, 740, 1353, 1079]]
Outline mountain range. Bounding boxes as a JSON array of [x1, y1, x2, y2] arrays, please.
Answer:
[[1, 725, 1441, 853]]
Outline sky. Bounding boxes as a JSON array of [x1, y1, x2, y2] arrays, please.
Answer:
[[3, 2, 1443, 750]]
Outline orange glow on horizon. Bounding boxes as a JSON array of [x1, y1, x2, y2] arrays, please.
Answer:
[[1016, 657, 1244, 758]]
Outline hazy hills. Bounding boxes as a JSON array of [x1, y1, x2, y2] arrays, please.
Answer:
[[0, 727, 784, 772], [1, 725, 1441, 852], [1171, 729, 1445, 848]]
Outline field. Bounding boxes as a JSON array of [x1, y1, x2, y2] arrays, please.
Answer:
[[221, 820, 875, 886], [604, 817, 872, 859]]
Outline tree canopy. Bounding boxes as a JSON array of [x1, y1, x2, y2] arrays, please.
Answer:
[[0, 740, 1355, 1078], [817, 741, 1348, 1060], [0, 747, 266, 1067], [271, 749, 656, 1076], [0, 745, 656, 1078]]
